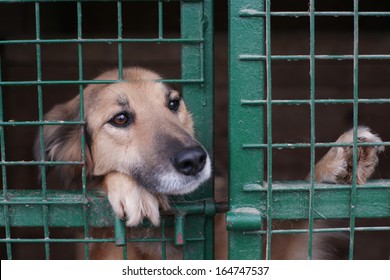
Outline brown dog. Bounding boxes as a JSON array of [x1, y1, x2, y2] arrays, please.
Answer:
[[35, 67, 211, 259], [36, 67, 387, 259]]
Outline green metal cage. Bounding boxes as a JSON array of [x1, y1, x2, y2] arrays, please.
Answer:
[[1, 0, 390, 261], [0, 0, 214, 260], [228, 0, 390, 260]]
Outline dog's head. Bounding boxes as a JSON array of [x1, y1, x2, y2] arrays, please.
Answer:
[[35, 67, 211, 194]]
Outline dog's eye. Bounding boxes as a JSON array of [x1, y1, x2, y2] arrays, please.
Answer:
[[109, 113, 132, 127], [168, 99, 180, 112]]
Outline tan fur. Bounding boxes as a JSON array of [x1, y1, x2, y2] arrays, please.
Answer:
[[36, 67, 211, 259], [104, 173, 161, 226], [312, 127, 384, 185], [272, 126, 385, 259]]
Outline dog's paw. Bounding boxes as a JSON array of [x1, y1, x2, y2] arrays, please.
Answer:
[[313, 126, 384, 184], [104, 172, 165, 226]]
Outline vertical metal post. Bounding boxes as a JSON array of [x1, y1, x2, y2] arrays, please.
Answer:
[[307, 0, 316, 260], [35, 2, 51, 260], [202, 0, 214, 260], [117, 0, 123, 80], [158, 0, 163, 40], [76, 1, 90, 260], [161, 219, 167, 260], [115, 0, 127, 259], [181, 0, 214, 260], [228, 0, 265, 260], [349, 0, 360, 260], [264, 0, 272, 260], [174, 212, 186, 246], [114, 217, 126, 245], [0, 54, 12, 260]]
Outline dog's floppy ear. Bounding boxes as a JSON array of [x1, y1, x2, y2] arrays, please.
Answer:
[[34, 96, 93, 186]]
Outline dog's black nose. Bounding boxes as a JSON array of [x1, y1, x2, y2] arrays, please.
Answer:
[[172, 146, 207, 176]]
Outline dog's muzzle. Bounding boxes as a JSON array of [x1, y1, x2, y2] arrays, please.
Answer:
[[171, 146, 207, 176]]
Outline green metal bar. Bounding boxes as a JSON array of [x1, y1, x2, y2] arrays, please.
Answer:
[[203, 201, 216, 260], [1, 183, 388, 227], [228, 0, 265, 260], [0, 191, 217, 226], [0, 52, 12, 260], [35, 0, 45, 195], [122, 245, 128, 260], [0, 121, 84, 126], [0, 78, 204, 86], [76, 0, 90, 260], [349, 0, 360, 260], [0, 38, 203, 45], [181, 0, 205, 258], [0, 0, 184, 2], [181, 0, 214, 260], [245, 181, 390, 220], [0, 201, 88, 206], [77, 0, 85, 194], [202, 0, 214, 260], [242, 180, 390, 191], [242, 141, 390, 149], [274, 227, 390, 234], [239, 54, 390, 61], [161, 219, 167, 260], [114, 217, 126, 246], [174, 211, 186, 245], [158, 0, 163, 39], [240, 99, 390, 105], [0, 197, 219, 207], [2, 224, 389, 242], [0, 238, 113, 244], [35, 2, 51, 259], [307, 0, 316, 260], [115, 1, 125, 259], [117, 0, 123, 79], [239, 11, 390, 17], [0, 236, 205, 243], [264, 0, 272, 260], [0, 161, 83, 166], [247, 226, 390, 235], [0, 197, 213, 208], [0, 61, 6, 192]]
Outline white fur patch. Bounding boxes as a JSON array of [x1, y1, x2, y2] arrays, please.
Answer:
[[157, 156, 212, 194]]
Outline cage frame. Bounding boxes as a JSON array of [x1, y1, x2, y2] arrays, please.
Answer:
[[228, 0, 390, 260], [0, 0, 215, 260]]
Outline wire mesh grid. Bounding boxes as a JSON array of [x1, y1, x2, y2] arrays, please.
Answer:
[[228, 0, 390, 260], [0, 0, 214, 260]]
